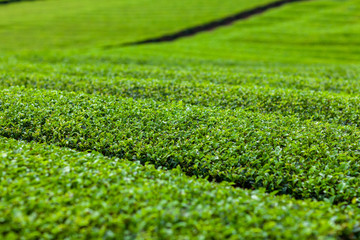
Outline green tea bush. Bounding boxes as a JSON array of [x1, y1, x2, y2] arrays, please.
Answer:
[[2, 87, 360, 204], [0, 137, 359, 239], [3, 74, 360, 126], [2, 57, 360, 95], [1, 0, 360, 237]]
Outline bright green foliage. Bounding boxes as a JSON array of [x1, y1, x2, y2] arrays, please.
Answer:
[[2, 63, 360, 127], [2, 55, 360, 95], [0, 136, 359, 239], [2, 87, 360, 204], [1, 0, 360, 237], [123, 0, 360, 64], [0, 0, 272, 51], [1, 0, 360, 64]]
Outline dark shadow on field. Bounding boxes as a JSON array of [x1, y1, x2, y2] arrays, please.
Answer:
[[0, 0, 35, 5], [105, 0, 311, 48]]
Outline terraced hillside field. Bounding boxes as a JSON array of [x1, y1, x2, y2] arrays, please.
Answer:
[[1, 0, 360, 239]]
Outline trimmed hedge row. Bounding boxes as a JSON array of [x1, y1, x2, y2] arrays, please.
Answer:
[[1, 137, 359, 239], [2, 56, 360, 94], [1, 87, 360, 204], [2, 74, 360, 126]]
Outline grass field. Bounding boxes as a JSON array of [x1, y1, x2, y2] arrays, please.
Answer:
[[1, 0, 360, 239], [0, 0, 273, 50]]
